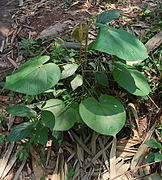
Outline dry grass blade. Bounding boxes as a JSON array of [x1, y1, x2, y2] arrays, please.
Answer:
[[12, 156, 27, 180], [110, 136, 117, 180], [0, 142, 15, 179], [8, 115, 15, 131], [0, 40, 5, 53], [128, 103, 139, 128], [70, 131, 93, 156], [85, 140, 113, 170], [45, 147, 51, 167], [7, 56, 18, 69], [116, 163, 130, 178], [1, 146, 20, 179], [51, 148, 64, 180], [77, 143, 84, 167], [98, 137, 110, 180], [91, 132, 99, 155], [98, 137, 109, 170]]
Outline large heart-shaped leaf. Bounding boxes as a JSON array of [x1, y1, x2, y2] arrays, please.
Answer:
[[112, 62, 151, 96], [93, 27, 148, 61], [5, 56, 61, 95], [40, 99, 76, 131], [94, 9, 121, 27], [6, 105, 37, 117], [79, 95, 126, 136], [7, 122, 35, 142]]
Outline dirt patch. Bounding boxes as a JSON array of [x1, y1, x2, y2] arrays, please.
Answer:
[[0, 0, 19, 47]]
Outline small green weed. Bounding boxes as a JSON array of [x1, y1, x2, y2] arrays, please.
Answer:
[[17, 149, 30, 160], [65, 168, 75, 180], [18, 38, 42, 56], [144, 138, 162, 163], [0, 134, 5, 144], [134, 48, 161, 93], [0, 113, 6, 128]]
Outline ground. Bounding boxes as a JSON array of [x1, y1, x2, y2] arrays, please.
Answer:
[[0, 0, 161, 180]]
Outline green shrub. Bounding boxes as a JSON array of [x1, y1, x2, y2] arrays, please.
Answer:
[[4, 9, 150, 146]]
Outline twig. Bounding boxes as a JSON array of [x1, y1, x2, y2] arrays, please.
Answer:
[[83, 70, 112, 74], [7, 56, 18, 69], [147, 95, 160, 110]]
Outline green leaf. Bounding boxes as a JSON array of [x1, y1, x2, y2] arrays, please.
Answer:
[[53, 107, 76, 131], [6, 105, 37, 117], [93, 27, 148, 61], [0, 135, 4, 144], [144, 139, 162, 149], [154, 152, 162, 162], [113, 62, 151, 96], [61, 63, 79, 79], [36, 123, 48, 146], [5, 56, 61, 95], [39, 99, 65, 115], [41, 99, 76, 131], [70, 102, 83, 123], [79, 95, 126, 136], [94, 72, 109, 87], [145, 152, 155, 163], [145, 152, 162, 163], [41, 110, 55, 129], [94, 9, 121, 27], [71, 74, 83, 90], [7, 122, 34, 142], [65, 168, 75, 180]]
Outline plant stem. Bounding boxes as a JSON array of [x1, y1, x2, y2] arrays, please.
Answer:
[[83, 70, 112, 74], [79, 44, 85, 97]]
